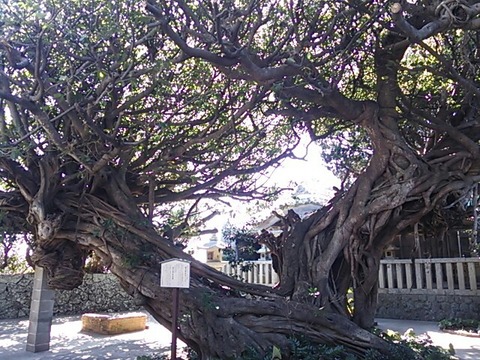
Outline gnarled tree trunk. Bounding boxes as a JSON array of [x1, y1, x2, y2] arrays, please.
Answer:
[[19, 173, 393, 358], [2, 0, 480, 358], [16, 99, 479, 357]]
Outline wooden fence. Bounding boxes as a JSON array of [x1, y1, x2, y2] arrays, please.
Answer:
[[220, 257, 480, 296], [378, 257, 480, 295], [221, 261, 279, 286]]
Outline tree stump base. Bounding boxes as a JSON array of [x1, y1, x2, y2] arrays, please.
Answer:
[[81, 312, 147, 335]]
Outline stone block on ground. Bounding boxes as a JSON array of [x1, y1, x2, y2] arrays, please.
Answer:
[[81, 312, 147, 335]]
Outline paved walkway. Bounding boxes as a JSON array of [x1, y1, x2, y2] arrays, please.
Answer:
[[376, 318, 480, 360], [0, 311, 178, 360], [0, 313, 479, 359]]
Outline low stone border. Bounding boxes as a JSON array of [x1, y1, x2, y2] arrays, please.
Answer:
[[376, 292, 480, 322], [81, 312, 148, 335]]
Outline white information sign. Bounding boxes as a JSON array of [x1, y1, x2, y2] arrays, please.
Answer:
[[160, 259, 191, 288]]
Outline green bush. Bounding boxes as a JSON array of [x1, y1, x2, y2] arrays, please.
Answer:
[[0, 253, 31, 274], [370, 328, 454, 360], [439, 318, 480, 333], [137, 330, 454, 360]]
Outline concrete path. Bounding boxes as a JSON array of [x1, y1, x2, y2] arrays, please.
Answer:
[[377, 318, 480, 360], [1, 313, 479, 359], [0, 311, 179, 360]]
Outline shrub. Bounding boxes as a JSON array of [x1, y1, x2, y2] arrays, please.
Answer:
[[439, 318, 480, 333], [138, 330, 454, 360]]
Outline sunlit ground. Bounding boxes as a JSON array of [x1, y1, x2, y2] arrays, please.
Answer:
[[0, 311, 180, 359], [376, 318, 480, 360], [1, 312, 480, 359]]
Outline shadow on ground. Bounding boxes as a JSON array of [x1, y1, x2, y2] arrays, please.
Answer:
[[0, 311, 176, 360], [2, 314, 479, 359], [377, 318, 480, 360]]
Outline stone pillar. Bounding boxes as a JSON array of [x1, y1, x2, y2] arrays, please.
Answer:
[[26, 267, 55, 353]]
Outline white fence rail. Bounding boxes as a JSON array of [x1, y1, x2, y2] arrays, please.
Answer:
[[379, 257, 480, 295], [221, 261, 279, 286], [220, 257, 480, 295]]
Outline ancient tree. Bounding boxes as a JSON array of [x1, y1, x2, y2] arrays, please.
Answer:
[[1, 0, 480, 358]]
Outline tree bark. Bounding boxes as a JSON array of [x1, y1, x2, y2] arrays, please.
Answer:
[[47, 189, 391, 358], [3, 88, 476, 357], [2, 103, 478, 358], [3, 0, 480, 357]]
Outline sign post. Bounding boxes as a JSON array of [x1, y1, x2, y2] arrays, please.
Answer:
[[160, 259, 191, 360]]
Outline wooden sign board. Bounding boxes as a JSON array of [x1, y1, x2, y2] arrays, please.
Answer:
[[160, 259, 191, 288]]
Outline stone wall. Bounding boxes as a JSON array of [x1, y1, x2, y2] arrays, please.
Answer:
[[0, 273, 139, 319], [376, 291, 480, 321], [4, 272, 479, 322]]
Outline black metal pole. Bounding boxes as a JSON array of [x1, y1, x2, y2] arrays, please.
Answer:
[[171, 287, 179, 360]]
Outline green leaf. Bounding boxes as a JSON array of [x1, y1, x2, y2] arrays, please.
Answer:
[[271, 345, 282, 360]]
